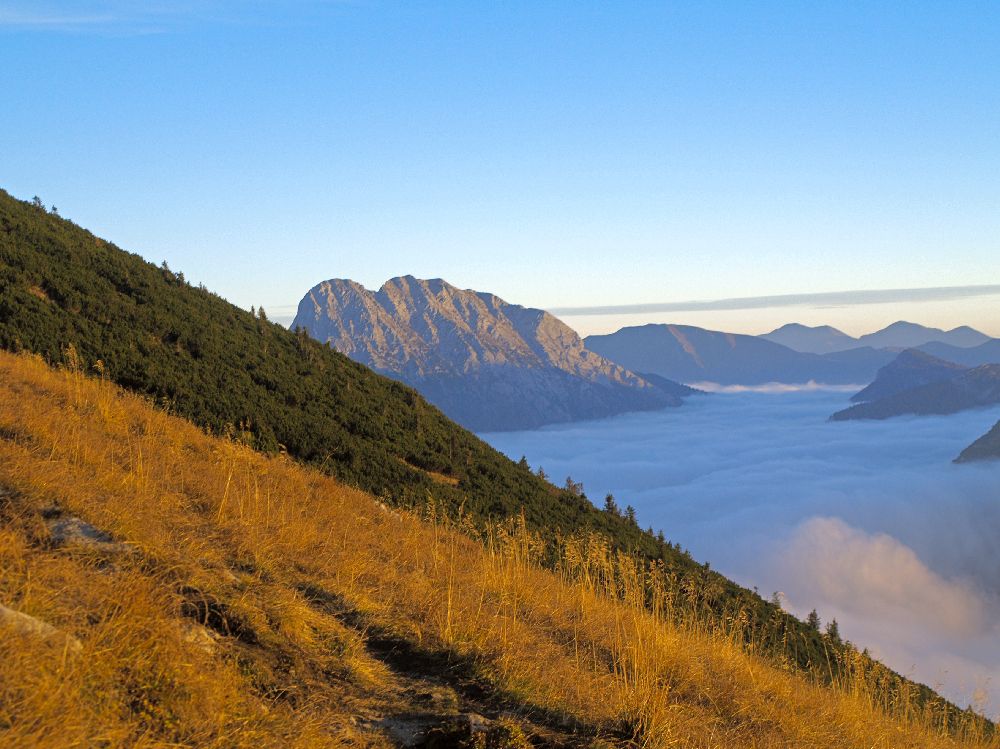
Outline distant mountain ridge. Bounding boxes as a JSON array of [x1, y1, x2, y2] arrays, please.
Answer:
[[761, 324, 857, 354], [762, 321, 992, 354], [292, 276, 682, 431], [829, 346, 1000, 462], [584, 323, 895, 386], [850, 349, 968, 403], [831, 364, 1000, 421], [915, 339, 1000, 368]]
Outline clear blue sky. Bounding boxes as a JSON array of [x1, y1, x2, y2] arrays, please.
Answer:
[[3, 1, 999, 335]]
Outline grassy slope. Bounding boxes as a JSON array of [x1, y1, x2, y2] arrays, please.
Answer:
[[0, 189, 672, 547], [0, 189, 963, 707], [0, 351, 994, 748]]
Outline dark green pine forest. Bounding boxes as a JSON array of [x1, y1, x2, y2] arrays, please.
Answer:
[[0, 189, 968, 718]]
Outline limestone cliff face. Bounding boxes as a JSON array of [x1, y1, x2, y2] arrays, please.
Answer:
[[292, 276, 681, 431]]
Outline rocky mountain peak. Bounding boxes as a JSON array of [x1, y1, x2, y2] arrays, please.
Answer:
[[293, 277, 683, 431]]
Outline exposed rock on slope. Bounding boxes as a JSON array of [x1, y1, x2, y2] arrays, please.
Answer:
[[957, 420, 1000, 463], [292, 277, 681, 431], [585, 324, 894, 386], [850, 349, 968, 403], [831, 365, 1000, 421]]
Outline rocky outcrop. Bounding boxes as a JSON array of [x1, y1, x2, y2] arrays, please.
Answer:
[[292, 277, 683, 431], [0, 603, 82, 653]]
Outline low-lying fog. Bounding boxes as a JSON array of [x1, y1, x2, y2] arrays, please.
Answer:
[[482, 390, 1000, 716]]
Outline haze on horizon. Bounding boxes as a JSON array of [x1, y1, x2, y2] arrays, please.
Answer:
[[2, 1, 998, 338], [554, 285, 1000, 339], [269, 282, 1000, 339]]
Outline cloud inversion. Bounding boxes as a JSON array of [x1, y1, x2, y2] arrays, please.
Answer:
[[482, 390, 1000, 715]]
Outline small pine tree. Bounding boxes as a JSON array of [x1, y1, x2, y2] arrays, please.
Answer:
[[625, 505, 638, 525], [825, 618, 841, 643], [517, 455, 529, 470], [536, 466, 547, 481], [603, 493, 620, 516], [31, 196, 44, 209], [806, 609, 821, 631]]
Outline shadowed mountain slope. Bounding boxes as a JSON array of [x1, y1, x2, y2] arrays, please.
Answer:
[[917, 339, 1000, 368], [291, 277, 681, 431], [633, 371, 703, 398], [851, 349, 969, 403], [831, 365, 1000, 421], [585, 324, 894, 386], [957, 420, 1000, 463]]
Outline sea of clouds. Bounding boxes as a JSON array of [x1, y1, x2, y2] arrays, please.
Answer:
[[482, 390, 1000, 715]]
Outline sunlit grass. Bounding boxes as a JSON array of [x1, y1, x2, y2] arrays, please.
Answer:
[[0, 350, 994, 747]]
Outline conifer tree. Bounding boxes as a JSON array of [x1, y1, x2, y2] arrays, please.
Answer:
[[806, 609, 821, 631], [603, 493, 620, 516], [825, 618, 841, 643]]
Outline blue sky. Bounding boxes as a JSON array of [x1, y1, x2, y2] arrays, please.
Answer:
[[2, 1, 999, 335]]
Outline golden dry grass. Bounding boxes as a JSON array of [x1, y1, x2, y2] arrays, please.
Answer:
[[0, 350, 995, 748]]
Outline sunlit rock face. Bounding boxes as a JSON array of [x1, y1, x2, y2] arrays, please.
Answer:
[[293, 276, 685, 431]]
